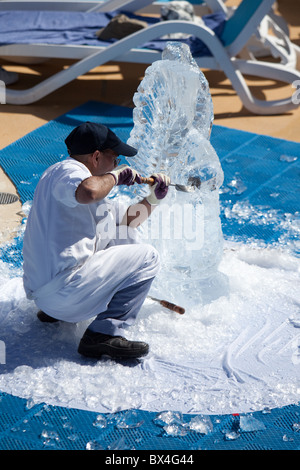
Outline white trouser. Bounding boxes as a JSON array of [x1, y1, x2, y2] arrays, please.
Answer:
[[35, 227, 160, 331]]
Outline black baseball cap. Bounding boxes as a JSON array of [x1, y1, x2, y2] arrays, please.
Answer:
[[65, 121, 137, 157]]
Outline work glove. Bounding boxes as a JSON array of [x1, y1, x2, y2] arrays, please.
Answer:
[[146, 173, 171, 205], [107, 164, 141, 186]]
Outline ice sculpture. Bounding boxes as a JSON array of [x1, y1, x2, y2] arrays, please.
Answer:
[[127, 42, 226, 307]]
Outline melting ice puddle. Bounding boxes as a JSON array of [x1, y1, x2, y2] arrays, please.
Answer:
[[0, 240, 299, 416]]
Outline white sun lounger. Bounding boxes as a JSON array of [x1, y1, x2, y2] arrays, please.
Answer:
[[1, 0, 297, 67], [0, 0, 299, 115]]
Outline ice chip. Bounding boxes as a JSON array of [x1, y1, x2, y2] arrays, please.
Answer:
[[227, 175, 247, 194], [279, 154, 298, 163], [224, 431, 240, 440], [108, 436, 129, 450], [40, 429, 60, 447], [239, 415, 266, 432], [93, 414, 107, 428], [25, 397, 37, 410], [188, 415, 213, 434], [154, 410, 184, 427], [86, 440, 105, 450], [163, 423, 188, 437], [116, 410, 144, 429]]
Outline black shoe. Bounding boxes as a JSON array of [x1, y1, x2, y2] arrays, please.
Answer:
[[37, 311, 59, 323], [78, 329, 149, 359]]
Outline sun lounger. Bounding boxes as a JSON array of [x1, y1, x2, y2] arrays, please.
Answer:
[[0, 0, 299, 115]]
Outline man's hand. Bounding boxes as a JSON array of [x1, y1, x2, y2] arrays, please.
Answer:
[[107, 164, 141, 186], [121, 173, 170, 228], [146, 173, 170, 205]]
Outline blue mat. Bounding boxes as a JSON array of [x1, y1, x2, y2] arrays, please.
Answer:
[[0, 101, 299, 451]]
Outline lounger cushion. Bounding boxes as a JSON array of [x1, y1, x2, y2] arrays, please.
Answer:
[[0, 10, 226, 57]]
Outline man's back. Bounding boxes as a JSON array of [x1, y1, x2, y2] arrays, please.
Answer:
[[23, 157, 95, 297]]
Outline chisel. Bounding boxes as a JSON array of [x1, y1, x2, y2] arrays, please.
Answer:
[[139, 175, 216, 192]]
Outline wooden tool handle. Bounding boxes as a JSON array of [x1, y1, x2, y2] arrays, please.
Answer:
[[139, 176, 155, 185], [159, 300, 185, 315]]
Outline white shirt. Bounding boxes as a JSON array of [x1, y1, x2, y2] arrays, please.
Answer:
[[23, 157, 126, 298]]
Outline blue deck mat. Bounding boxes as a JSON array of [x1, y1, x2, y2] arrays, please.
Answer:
[[0, 101, 299, 451]]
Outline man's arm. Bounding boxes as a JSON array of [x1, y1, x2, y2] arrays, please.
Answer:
[[122, 199, 155, 228], [75, 165, 139, 204], [121, 173, 171, 228], [75, 174, 115, 204]]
